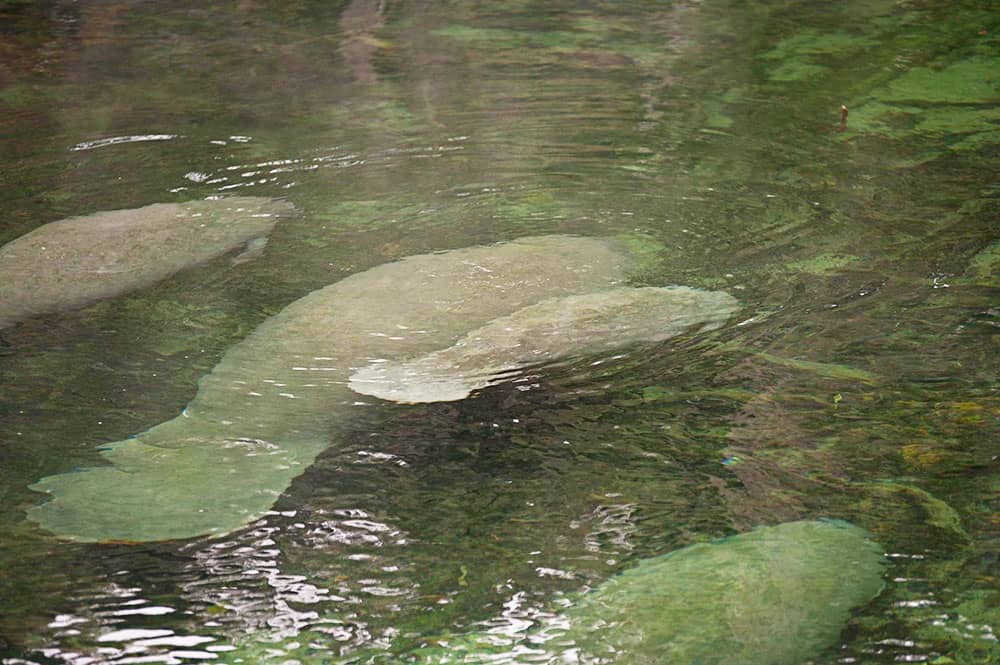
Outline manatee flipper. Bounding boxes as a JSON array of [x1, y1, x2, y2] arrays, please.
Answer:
[[349, 286, 739, 403]]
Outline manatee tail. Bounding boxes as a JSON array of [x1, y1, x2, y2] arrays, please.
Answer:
[[27, 420, 326, 543]]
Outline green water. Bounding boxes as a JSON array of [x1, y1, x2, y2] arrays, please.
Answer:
[[0, 0, 996, 663]]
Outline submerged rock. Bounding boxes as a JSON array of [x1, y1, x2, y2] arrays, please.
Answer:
[[349, 285, 739, 403], [0, 196, 293, 328], [27, 235, 656, 542]]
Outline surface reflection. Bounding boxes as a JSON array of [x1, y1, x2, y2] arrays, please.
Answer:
[[1, 0, 997, 662]]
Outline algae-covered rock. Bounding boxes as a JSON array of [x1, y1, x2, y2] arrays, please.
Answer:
[[759, 30, 877, 82], [0, 196, 293, 328], [349, 286, 738, 403], [27, 235, 657, 542], [397, 520, 886, 665]]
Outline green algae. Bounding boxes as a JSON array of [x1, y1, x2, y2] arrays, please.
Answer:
[[429, 17, 671, 70], [491, 191, 576, 230], [854, 482, 970, 546], [308, 199, 427, 233], [609, 231, 670, 284], [432, 21, 655, 61], [916, 106, 1000, 136], [882, 58, 998, 105], [847, 47, 1000, 154], [641, 386, 757, 404], [351, 98, 424, 133], [766, 61, 831, 82], [787, 253, 862, 275], [763, 31, 879, 59], [761, 30, 876, 82], [432, 25, 583, 51], [918, 590, 1000, 662], [0, 83, 53, 109], [855, 586, 1000, 664], [118, 297, 248, 357], [757, 352, 879, 385], [959, 241, 1000, 285], [702, 99, 735, 129]]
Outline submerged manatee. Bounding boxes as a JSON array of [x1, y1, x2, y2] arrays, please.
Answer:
[[558, 519, 885, 664], [28, 235, 663, 542], [0, 196, 292, 328], [416, 521, 885, 665], [227, 520, 885, 665], [349, 285, 739, 403]]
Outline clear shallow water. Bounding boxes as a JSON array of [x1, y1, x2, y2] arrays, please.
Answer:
[[0, 0, 997, 663]]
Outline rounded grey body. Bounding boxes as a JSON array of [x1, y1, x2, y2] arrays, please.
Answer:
[[0, 196, 292, 328]]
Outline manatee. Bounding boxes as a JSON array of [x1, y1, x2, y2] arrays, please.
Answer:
[[225, 520, 885, 665], [411, 520, 886, 664], [27, 235, 660, 542], [0, 196, 293, 329], [557, 519, 886, 664], [349, 285, 739, 403]]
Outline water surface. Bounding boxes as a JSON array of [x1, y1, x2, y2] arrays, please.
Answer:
[[0, 0, 996, 663]]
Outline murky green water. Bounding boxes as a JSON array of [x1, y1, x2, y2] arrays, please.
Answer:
[[0, 0, 996, 663]]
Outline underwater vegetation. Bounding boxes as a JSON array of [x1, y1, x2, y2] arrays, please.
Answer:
[[0, 196, 293, 329], [849, 52, 1000, 154], [0, 0, 995, 662]]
